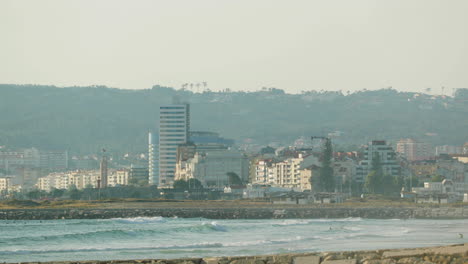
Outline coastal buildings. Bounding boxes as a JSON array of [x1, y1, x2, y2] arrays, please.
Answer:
[[0, 177, 11, 192], [270, 156, 304, 189], [356, 140, 400, 183], [148, 132, 158, 185], [158, 103, 190, 188], [396, 138, 432, 161], [0, 148, 68, 171], [176, 150, 249, 188], [36, 170, 101, 191], [99, 152, 108, 188], [108, 169, 129, 187], [435, 145, 463, 155], [252, 153, 319, 191], [128, 166, 149, 186]]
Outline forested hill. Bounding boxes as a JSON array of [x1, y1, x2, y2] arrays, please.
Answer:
[[0, 84, 467, 154]]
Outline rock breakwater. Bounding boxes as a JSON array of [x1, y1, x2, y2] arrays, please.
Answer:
[[0, 207, 467, 220]]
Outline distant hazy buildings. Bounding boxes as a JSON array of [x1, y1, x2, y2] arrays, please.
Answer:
[[158, 103, 190, 188], [0, 148, 68, 171], [435, 145, 463, 156], [396, 138, 432, 161], [189, 131, 234, 151]]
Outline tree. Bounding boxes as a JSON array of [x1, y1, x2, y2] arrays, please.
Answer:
[[227, 172, 243, 186], [431, 174, 443, 182], [173, 179, 189, 190], [318, 139, 335, 192], [365, 153, 383, 194], [365, 171, 379, 194], [67, 185, 82, 200], [260, 146, 276, 154], [187, 178, 203, 189], [26, 189, 43, 200], [49, 188, 65, 198]]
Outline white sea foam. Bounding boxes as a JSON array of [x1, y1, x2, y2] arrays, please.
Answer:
[[111, 216, 166, 224], [202, 221, 227, 232]]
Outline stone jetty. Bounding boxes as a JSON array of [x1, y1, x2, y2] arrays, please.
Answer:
[[0, 206, 467, 220]]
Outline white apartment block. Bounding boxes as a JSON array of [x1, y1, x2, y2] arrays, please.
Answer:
[[36, 170, 101, 191], [271, 157, 303, 188], [108, 169, 129, 187], [0, 177, 11, 192]]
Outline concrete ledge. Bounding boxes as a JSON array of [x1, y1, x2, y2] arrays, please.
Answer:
[[6, 243, 467, 264]]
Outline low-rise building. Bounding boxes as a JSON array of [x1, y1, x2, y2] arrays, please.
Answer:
[[176, 150, 249, 189], [0, 177, 11, 192]]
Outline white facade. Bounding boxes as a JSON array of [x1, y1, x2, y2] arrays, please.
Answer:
[[148, 132, 158, 185], [108, 169, 129, 186], [159, 104, 190, 188], [0, 177, 11, 192], [36, 170, 101, 191], [271, 157, 303, 188]]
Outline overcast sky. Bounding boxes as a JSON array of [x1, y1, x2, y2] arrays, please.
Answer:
[[1, 0, 467, 93]]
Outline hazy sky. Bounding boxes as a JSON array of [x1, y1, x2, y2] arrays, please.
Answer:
[[1, 0, 467, 93]]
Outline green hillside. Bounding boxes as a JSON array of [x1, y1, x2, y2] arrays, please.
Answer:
[[0, 84, 467, 154]]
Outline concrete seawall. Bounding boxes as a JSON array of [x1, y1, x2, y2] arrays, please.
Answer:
[[5, 243, 468, 264], [0, 207, 467, 220]]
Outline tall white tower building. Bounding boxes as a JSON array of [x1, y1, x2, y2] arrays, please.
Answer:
[[148, 132, 158, 185], [158, 103, 190, 188]]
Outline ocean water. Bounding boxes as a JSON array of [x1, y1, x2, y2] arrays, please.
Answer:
[[0, 217, 466, 262]]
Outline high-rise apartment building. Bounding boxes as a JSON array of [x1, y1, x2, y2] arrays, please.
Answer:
[[158, 103, 190, 188], [148, 132, 158, 185]]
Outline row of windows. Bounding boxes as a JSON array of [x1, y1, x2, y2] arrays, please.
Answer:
[[160, 106, 186, 109], [160, 129, 186, 133], [160, 134, 186, 138], [160, 120, 185, 124], [160, 138, 186, 142], [160, 116, 186, 119], [160, 143, 182, 146], [160, 125, 185, 128], [160, 111, 186, 114]]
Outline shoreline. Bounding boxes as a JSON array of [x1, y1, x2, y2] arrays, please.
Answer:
[[4, 243, 467, 264], [1, 206, 467, 220]]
